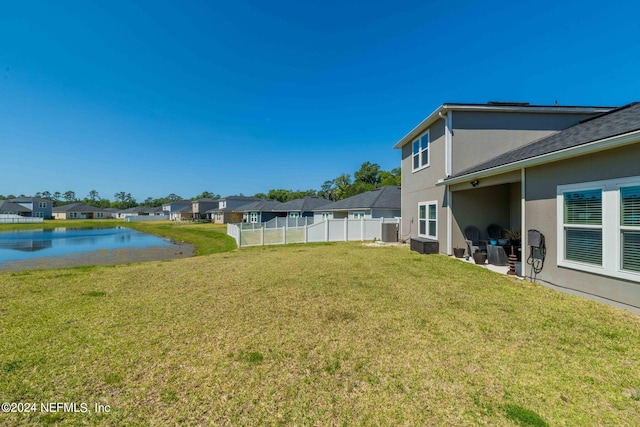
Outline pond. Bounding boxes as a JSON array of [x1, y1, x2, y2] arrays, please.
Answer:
[[0, 227, 192, 270]]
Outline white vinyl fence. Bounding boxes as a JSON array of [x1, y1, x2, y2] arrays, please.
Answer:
[[227, 217, 400, 247], [0, 214, 44, 224]]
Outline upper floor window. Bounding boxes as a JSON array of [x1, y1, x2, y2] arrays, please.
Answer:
[[38, 202, 47, 208], [412, 131, 429, 172]]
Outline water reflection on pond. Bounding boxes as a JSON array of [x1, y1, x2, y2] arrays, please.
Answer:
[[0, 227, 171, 264]]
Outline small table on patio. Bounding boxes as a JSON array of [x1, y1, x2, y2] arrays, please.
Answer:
[[487, 245, 509, 266]]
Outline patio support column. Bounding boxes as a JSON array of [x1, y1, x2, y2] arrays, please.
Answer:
[[447, 185, 452, 255], [521, 168, 527, 276]]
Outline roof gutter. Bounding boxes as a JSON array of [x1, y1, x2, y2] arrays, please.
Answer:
[[437, 129, 640, 186]]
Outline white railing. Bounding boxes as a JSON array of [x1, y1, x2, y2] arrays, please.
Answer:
[[264, 217, 314, 229], [227, 217, 400, 247], [0, 214, 44, 224]]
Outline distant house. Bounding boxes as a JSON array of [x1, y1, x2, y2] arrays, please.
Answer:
[[52, 203, 111, 220], [0, 200, 32, 216], [8, 197, 53, 219], [162, 200, 192, 220], [191, 198, 220, 221], [233, 200, 285, 223], [170, 204, 192, 221], [275, 196, 331, 218], [117, 206, 161, 219], [313, 186, 401, 221], [103, 208, 123, 219], [207, 196, 260, 224]]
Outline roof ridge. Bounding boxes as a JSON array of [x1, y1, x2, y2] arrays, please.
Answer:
[[578, 101, 640, 124]]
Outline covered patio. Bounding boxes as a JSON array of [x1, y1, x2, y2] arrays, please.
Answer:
[[449, 171, 523, 273]]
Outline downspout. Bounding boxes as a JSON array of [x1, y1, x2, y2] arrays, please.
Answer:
[[439, 111, 453, 254], [521, 168, 527, 276]]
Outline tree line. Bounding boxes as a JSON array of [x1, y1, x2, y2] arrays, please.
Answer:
[[0, 162, 400, 207], [256, 162, 400, 202]]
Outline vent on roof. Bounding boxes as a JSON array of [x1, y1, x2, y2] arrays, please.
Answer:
[[487, 101, 530, 106]]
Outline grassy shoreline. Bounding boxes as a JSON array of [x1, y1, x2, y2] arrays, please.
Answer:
[[1, 224, 639, 425], [0, 219, 237, 257]]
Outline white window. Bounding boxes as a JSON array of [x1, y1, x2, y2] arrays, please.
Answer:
[[412, 130, 430, 172], [557, 177, 640, 282], [249, 212, 258, 223], [320, 212, 330, 220], [418, 201, 437, 239], [35, 212, 44, 218], [562, 188, 602, 266], [289, 212, 300, 218], [352, 211, 365, 219], [38, 202, 47, 208], [96, 213, 104, 218], [69, 212, 77, 218], [620, 185, 640, 273]]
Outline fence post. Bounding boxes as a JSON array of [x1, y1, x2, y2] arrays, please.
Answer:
[[325, 219, 329, 242], [305, 222, 308, 243], [344, 217, 348, 241], [238, 224, 242, 247], [261, 226, 265, 246], [361, 217, 365, 241], [283, 226, 286, 245]]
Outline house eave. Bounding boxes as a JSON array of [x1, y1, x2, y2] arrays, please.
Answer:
[[438, 129, 640, 186], [393, 104, 613, 149]]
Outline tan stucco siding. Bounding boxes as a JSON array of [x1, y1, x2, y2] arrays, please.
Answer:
[[524, 143, 640, 313], [451, 112, 596, 174], [400, 120, 448, 245]]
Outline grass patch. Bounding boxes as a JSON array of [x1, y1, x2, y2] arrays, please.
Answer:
[[0, 239, 639, 425], [504, 404, 549, 427], [83, 291, 106, 297]]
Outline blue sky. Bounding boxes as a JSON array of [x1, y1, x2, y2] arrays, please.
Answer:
[[1, 0, 639, 201]]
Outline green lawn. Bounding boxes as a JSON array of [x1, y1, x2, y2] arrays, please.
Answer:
[[1, 223, 639, 425]]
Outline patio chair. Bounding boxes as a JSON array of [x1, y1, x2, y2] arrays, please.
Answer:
[[464, 226, 487, 255], [487, 224, 510, 246], [487, 224, 503, 240]]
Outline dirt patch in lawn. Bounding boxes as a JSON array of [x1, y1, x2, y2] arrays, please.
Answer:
[[0, 241, 194, 272]]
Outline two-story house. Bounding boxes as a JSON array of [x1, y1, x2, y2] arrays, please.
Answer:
[[208, 196, 261, 224], [191, 198, 220, 221], [395, 101, 640, 314], [9, 197, 54, 219]]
